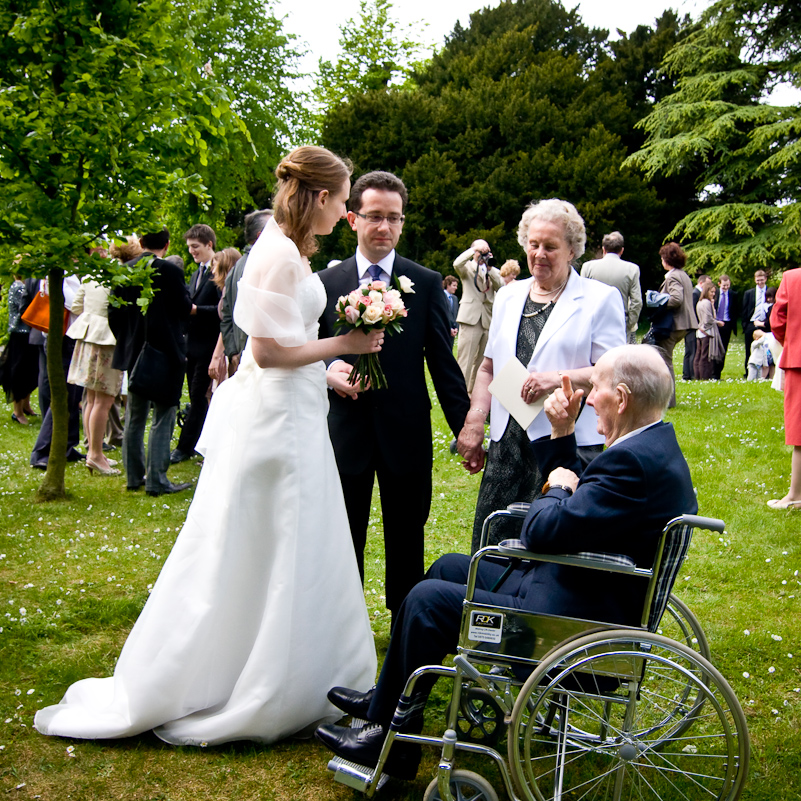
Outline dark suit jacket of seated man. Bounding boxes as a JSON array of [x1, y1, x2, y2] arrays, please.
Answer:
[[316, 344, 698, 776]]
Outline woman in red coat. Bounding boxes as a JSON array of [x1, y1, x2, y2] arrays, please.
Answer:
[[768, 267, 801, 508]]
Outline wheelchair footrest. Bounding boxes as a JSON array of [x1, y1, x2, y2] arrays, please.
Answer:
[[327, 756, 390, 791]]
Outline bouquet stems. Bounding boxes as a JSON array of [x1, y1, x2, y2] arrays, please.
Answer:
[[349, 353, 388, 392]]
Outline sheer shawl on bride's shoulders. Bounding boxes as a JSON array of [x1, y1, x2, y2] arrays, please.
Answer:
[[233, 217, 312, 347]]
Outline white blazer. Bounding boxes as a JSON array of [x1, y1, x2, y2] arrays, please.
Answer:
[[485, 268, 626, 445]]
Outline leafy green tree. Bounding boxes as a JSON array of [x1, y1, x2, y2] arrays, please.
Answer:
[[625, 0, 801, 282], [0, 0, 247, 500], [318, 0, 694, 289], [178, 0, 311, 239], [316, 0, 430, 115]]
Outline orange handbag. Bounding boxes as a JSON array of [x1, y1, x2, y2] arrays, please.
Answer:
[[21, 290, 69, 334]]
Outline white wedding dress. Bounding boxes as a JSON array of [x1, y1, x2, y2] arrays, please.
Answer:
[[35, 219, 377, 745]]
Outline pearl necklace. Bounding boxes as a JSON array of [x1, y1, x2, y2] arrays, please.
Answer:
[[523, 275, 569, 318]]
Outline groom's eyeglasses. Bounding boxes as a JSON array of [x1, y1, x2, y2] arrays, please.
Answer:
[[352, 212, 405, 226]]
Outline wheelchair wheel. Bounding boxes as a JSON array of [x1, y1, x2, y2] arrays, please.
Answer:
[[507, 630, 749, 801], [449, 687, 506, 746], [659, 594, 711, 660], [423, 769, 499, 801]]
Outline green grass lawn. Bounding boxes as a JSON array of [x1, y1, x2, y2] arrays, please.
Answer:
[[1, 338, 799, 800]]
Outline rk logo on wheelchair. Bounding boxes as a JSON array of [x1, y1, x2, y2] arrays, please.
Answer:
[[468, 610, 504, 643]]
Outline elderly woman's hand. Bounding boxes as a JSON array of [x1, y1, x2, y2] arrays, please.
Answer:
[[544, 375, 584, 438], [457, 420, 486, 475], [521, 370, 560, 404]]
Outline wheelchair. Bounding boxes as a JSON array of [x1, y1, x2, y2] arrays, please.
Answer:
[[326, 509, 749, 801]]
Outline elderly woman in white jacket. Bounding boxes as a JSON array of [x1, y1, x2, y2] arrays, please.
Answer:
[[457, 199, 626, 551], [66, 279, 123, 475]]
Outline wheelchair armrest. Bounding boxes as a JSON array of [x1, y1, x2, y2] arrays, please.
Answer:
[[494, 541, 640, 574], [506, 502, 531, 517]]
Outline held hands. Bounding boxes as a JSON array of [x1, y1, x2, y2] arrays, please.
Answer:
[[327, 360, 369, 399], [457, 414, 487, 475], [543, 374, 584, 439]]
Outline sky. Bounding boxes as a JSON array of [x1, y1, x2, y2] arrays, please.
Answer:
[[274, 0, 709, 72]]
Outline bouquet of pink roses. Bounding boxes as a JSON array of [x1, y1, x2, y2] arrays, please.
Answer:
[[334, 278, 412, 390]]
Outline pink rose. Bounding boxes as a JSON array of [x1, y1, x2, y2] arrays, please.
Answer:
[[369, 280, 387, 290], [344, 306, 361, 325]]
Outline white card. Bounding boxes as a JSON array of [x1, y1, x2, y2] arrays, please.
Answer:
[[488, 357, 544, 431]]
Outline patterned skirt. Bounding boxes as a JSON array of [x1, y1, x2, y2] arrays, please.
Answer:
[[67, 341, 122, 396]]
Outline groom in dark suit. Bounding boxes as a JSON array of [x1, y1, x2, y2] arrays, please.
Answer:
[[317, 171, 474, 620], [317, 344, 698, 777]]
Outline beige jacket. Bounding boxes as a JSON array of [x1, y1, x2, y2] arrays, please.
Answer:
[[660, 269, 698, 331], [66, 280, 116, 346], [453, 248, 503, 328]]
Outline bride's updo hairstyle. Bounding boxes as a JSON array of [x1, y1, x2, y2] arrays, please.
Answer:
[[273, 146, 352, 257]]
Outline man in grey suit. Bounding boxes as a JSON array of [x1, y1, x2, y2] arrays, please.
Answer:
[[580, 232, 642, 344], [220, 209, 273, 375]]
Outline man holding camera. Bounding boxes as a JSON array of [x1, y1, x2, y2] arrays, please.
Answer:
[[454, 239, 503, 393]]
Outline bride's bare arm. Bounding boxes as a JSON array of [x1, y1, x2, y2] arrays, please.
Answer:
[[251, 328, 384, 369]]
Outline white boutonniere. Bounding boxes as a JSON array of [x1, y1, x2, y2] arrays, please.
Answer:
[[395, 274, 415, 294]]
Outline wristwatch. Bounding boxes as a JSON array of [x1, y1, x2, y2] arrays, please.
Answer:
[[541, 481, 574, 496]]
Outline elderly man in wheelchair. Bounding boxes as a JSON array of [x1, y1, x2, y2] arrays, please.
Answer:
[[317, 344, 749, 801]]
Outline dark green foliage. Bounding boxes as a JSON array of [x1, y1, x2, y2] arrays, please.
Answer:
[[625, 0, 801, 282], [317, 0, 696, 290]]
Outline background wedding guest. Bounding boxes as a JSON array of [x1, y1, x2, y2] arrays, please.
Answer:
[[747, 330, 772, 380], [207, 247, 242, 394], [221, 209, 273, 376], [2, 273, 39, 424], [742, 268, 769, 376], [442, 275, 459, 338], [681, 274, 710, 381], [499, 259, 520, 286], [653, 242, 697, 406], [29, 272, 85, 469], [457, 199, 625, 551], [767, 267, 801, 509], [693, 281, 723, 380], [714, 274, 739, 378], [109, 228, 192, 496], [66, 277, 123, 476], [171, 223, 219, 464], [579, 231, 642, 344], [454, 239, 503, 393]]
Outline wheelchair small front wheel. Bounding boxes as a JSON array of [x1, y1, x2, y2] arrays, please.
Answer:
[[449, 687, 506, 746], [423, 769, 499, 801]]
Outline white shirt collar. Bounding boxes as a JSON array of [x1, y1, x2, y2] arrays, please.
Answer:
[[608, 419, 661, 448], [356, 248, 395, 280]]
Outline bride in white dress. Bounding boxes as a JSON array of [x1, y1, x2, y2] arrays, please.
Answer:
[[35, 147, 382, 746]]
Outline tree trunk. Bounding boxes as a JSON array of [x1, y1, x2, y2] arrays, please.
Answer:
[[36, 267, 68, 501]]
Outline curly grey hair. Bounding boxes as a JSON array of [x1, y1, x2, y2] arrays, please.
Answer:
[[517, 199, 586, 260]]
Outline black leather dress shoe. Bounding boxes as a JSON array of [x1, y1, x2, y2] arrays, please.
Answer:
[[169, 449, 193, 464], [314, 722, 419, 780], [147, 481, 192, 497], [328, 686, 375, 719], [66, 449, 86, 462]]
